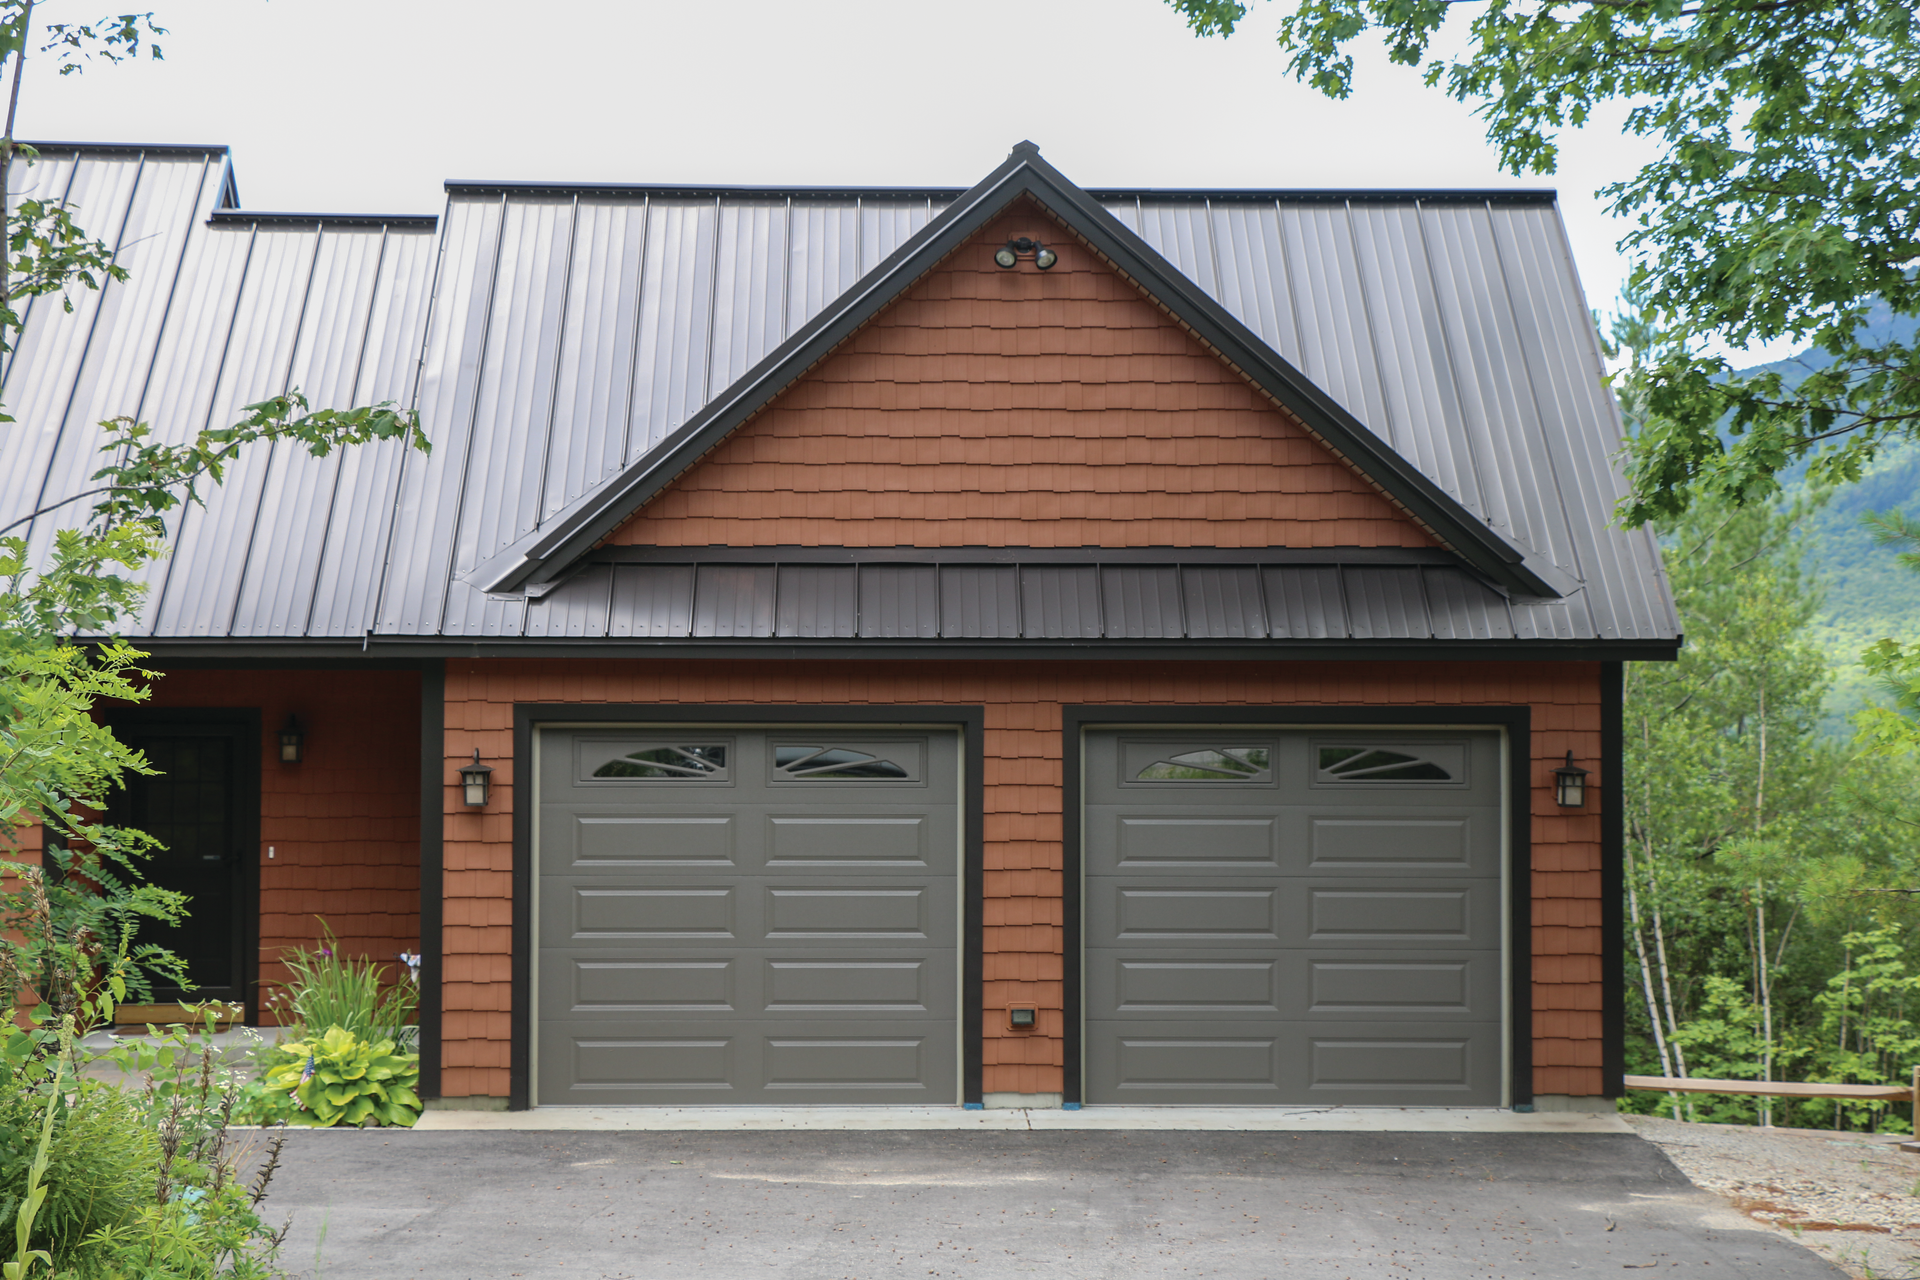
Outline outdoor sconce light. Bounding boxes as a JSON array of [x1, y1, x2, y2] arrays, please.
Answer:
[[1007, 1006, 1038, 1032], [278, 716, 305, 764], [993, 237, 1057, 270], [459, 749, 494, 807], [1553, 751, 1590, 808]]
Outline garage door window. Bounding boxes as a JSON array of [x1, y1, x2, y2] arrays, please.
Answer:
[[1133, 748, 1272, 783], [774, 745, 912, 781], [1315, 744, 1462, 785], [590, 745, 730, 781]]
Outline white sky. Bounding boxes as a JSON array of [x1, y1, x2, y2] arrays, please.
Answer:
[[15, 0, 1745, 357]]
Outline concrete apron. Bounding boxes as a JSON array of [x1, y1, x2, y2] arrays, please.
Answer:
[[414, 1106, 1630, 1133], [76, 1032, 1624, 1135]]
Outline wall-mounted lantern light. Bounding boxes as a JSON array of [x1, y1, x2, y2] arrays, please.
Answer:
[[459, 749, 494, 807], [1553, 751, 1589, 808], [278, 716, 305, 764], [993, 237, 1057, 270], [1007, 1006, 1037, 1032]]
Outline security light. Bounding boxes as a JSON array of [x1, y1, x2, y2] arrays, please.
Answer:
[[460, 749, 494, 807], [1007, 1006, 1038, 1031], [995, 238, 1056, 270]]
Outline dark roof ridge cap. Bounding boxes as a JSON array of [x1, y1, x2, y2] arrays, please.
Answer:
[[1091, 187, 1557, 205], [444, 179, 968, 199], [205, 209, 439, 230], [469, 147, 1561, 599], [19, 139, 230, 156], [439, 178, 1556, 205]]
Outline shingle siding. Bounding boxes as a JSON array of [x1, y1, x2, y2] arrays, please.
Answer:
[[608, 205, 1434, 552]]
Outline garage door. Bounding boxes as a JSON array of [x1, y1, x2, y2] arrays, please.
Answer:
[[537, 728, 960, 1105], [1083, 730, 1505, 1106]]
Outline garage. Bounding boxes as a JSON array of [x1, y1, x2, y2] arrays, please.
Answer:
[[1082, 729, 1507, 1106], [536, 727, 961, 1105]]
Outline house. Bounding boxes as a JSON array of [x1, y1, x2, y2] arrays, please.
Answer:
[[2, 140, 1680, 1110]]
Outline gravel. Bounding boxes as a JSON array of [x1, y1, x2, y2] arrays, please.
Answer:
[[1627, 1113, 1920, 1278]]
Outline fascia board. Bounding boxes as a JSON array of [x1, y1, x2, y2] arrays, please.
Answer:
[[128, 637, 1684, 662]]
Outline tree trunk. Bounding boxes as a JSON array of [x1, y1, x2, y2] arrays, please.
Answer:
[[1625, 838, 1683, 1118], [1754, 684, 1773, 1127]]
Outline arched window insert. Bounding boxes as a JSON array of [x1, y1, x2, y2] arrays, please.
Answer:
[[1133, 748, 1272, 783], [592, 745, 730, 781], [1317, 746, 1453, 783], [775, 746, 910, 780]]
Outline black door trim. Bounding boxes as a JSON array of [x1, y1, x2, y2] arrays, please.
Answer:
[[509, 702, 988, 1111], [1600, 662, 1625, 1097], [96, 707, 263, 1021], [417, 661, 446, 1100], [1061, 704, 1533, 1108]]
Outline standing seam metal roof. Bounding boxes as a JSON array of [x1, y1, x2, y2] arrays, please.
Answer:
[[0, 142, 1678, 649]]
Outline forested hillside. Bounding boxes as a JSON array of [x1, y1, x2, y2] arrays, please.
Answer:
[[1622, 494, 1920, 1126], [1617, 311, 1920, 1123], [1736, 307, 1920, 729], [1803, 441, 1920, 728]]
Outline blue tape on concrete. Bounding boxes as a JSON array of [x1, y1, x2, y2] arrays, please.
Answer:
[[962, 1102, 984, 1110], [1062, 1102, 1082, 1110]]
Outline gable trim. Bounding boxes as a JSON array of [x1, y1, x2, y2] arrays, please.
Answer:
[[464, 144, 1560, 600]]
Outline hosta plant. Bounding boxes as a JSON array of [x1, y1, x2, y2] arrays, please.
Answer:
[[263, 1027, 421, 1128]]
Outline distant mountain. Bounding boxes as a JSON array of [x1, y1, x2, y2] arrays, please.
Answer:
[[1727, 304, 1920, 731], [1803, 442, 1920, 731]]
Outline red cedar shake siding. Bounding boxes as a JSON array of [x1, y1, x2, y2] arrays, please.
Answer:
[[124, 669, 422, 1022], [2, 814, 47, 1022], [441, 659, 1604, 1101], [605, 202, 1436, 551]]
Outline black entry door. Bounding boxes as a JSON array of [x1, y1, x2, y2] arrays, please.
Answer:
[[102, 713, 259, 1009]]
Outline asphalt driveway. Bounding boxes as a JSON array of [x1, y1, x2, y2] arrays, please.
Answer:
[[255, 1129, 1845, 1279]]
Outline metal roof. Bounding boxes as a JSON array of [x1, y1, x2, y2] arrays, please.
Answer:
[[0, 141, 1678, 653], [522, 559, 1522, 644]]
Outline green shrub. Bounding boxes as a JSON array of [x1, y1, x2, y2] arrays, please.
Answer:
[[84, 1178, 289, 1280], [270, 920, 418, 1050], [262, 1027, 420, 1128], [0, 1080, 159, 1268], [4, 864, 295, 1278]]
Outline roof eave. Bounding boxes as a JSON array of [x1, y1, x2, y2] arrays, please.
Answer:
[[125, 636, 1684, 662]]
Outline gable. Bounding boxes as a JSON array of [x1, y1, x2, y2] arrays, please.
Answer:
[[604, 201, 1435, 551]]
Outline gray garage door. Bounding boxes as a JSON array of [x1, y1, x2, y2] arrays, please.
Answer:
[[1084, 730, 1505, 1106], [538, 728, 960, 1105]]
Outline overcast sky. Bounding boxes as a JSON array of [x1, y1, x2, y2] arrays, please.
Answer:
[[15, 0, 1717, 355]]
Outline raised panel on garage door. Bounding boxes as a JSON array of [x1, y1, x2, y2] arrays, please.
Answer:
[[538, 727, 960, 1105], [1082, 730, 1505, 1106]]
